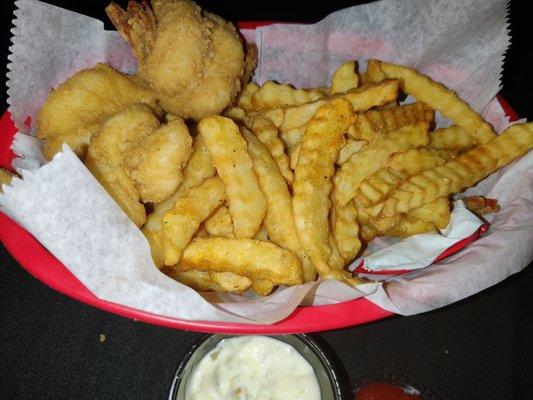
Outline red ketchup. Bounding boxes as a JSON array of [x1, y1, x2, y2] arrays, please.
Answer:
[[355, 381, 422, 400]]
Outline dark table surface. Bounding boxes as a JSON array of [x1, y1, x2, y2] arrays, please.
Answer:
[[1, 1, 532, 399]]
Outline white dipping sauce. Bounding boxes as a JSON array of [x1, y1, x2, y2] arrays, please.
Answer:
[[185, 336, 321, 400]]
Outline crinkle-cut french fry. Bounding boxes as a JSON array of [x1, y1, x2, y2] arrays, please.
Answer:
[[251, 81, 324, 110], [209, 271, 253, 293], [427, 148, 459, 160], [355, 148, 447, 207], [331, 201, 361, 263], [360, 224, 378, 243], [199, 116, 266, 238], [259, 80, 398, 134], [376, 123, 533, 228], [362, 59, 387, 84], [124, 117, 192, 203], [249, 116, 294, 184], [179, 237, 303, 285], [293, 98, 356, 281], [85, 105, 160, 227], [235, 82, 259, 111], [223, 106, 248, 124], [377, 60, 496, 144], [330, 61, 359, 95], [167, 269, 251, 293], [429, 125, 477, 151], [0, 168, 15, 192], [205, 205, 234, 238], [280, 126, 306, 148], [328, 235, 346, 270], [162, 177, 226, 266], [242, 128, 316, 281], [348, 102, 434, 141], [253, 224, 269, 241], [251, 279, 276, 296], [384, 197, 450, 238], [336, 139, 367, 165], [334, 122, 430, 207], [463, 196, 500, 216], [289, 143, 301, 171], [143, 133, 215, 267]]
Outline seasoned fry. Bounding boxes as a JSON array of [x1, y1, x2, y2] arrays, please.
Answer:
[[37, 63, 158, 159], [223, 106, 248, 124], [167, 269, 251, 293], [251, 279, 276, 296], [385, 197, 450, 237], [259, 80, 399, 134], [337, 139, 367, 165], [85, 105, 160, 227], [249, 116, 294, 184], [463, 196, 500, 216], [209, 271, 253, 293], [331, 201, 361, 262], [253, 224, 269, 241], [348, 102, 434, 141], [377, 123, 533, 227], [293, 98, 357, 281], [0, 168, 14, 192], [288, 143, 301, 171], [179, 237, 303, 285], [198, 116, 266, 238], [355, 148, 447, 207], [377, 60, 496, 144], [362, 59, 387, 83], [143, 133, 216, 267], [236, 82, 259, 111], [429, 125, 477, 151], [242, 127, 316, 281], [161, 176, 226, 266], [124, 118, 192, 203], [330, 61, 359, 94], [251, 81, 324, 110], [204, 205, 234, 238], [334, 122, 430, 207]]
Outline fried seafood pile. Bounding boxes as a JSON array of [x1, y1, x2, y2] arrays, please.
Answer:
[[30, 0, 533, 297]]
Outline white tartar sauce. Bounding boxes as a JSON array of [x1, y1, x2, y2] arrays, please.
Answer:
[[185, 336, 321, 400]]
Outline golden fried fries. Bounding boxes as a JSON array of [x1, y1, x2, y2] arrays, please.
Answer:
[[167, 269, 251, 293], [362, 59, 387, 83], [330, 61, 359, 94], [355, 148, 447, 207], [348, 102, 434, 141], [251, 279, 276, 296], [198, 116, 266, 238], [161, 176, 226, 266], [337, 139, 367, 165], [37, 63, 158, 159], [179, 237, 303, 285], [242, 127, 316, 282], [293, 98, 356, 281], [429, 125, 477, 151], [85, 105, 160, 227], [124, 118, 192, 203], [334, 122, 430, 207], [249, 116, 294, 184], [377, 60, 496, 144], [204, 205, 234, 238], [251, 81, 324, 110], [331, 201, 361, 262], [236, 82, 259, 111], [377, 123, 533, 228]]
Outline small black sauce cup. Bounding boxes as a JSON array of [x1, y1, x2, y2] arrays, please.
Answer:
[[168, 333, 353, 400]]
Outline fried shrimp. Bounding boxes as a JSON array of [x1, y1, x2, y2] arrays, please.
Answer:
[[106, 0, 245, 120], [37, 63, 158, 160]]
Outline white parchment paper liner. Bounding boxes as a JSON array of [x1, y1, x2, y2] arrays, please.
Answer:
[[2, 0, 530, 323]]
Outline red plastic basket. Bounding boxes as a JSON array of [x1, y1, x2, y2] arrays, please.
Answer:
[[0, 21, 520, 333]]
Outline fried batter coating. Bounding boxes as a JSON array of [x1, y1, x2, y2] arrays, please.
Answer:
[[107, 0, 245, 120], [37, 63, 158, 160], [124, 118, 192, 203]]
